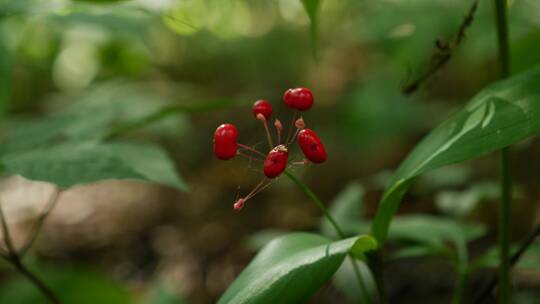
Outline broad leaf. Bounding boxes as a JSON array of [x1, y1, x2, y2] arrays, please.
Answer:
[[219, 233, 376, 304], [1, 141, 187, 191], [372, 65, 540, 243]]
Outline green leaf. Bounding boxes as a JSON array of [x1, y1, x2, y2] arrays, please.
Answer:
[[388, 215, 486, 250], [1, 141, 187, 191], [372, 65, 540, 244], [320, 182, 368, 238], [0, 115, 75, 156], [218, 233, 376, 304], [435, 181, 499, 217], [301, 0, 321, 57], [391, 245, 443, 260]]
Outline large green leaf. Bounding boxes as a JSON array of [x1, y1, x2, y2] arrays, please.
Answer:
[[1, 141, 187, 191], [218, 233, 376, 304], [372, 65, 540, 244]]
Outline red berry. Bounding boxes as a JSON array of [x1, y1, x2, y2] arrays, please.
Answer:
[[252, 99, 272, 120], [263, 145, 288, 178], [283, 88, 314, 111], [297, 129, 327, 163], [233, 198, 245, 211], [213, 123, 238, 160]]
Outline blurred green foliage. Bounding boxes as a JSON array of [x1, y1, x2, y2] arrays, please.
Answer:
[[0, 0, 539, 303], [0, 265, 132, 304]]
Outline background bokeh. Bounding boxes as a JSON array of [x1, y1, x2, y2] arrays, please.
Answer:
[[0, 0, 539, 303]]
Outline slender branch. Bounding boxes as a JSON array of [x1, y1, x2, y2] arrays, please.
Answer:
[[8, 256, 61, 304], [238, 144, 266, 157], [493, 0, 510, 78], [349, 258, 372, 304], [402, 0, 480, 95], [20, 188, 60, 257], [0, 201, 16, 254], [474, 224, 540, 304], [283, 170, 381, 302], [498, 148, 512, 303], [493, 0, 512, 302], [0, 198, 62, 304]]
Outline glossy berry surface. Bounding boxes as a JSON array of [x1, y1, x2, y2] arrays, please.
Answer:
[[263, 145, 288, 178], [297, 129, 327, 163], [283, 88, 314, 111], [213, 124, 238, 160], [252, 99, 272, 120]]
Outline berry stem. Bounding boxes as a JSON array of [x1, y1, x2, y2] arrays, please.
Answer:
[[285, 111, 298, 144], [256, 114, 274, 149], [238, 144, 265, 157], [274, 120, 283, 145], [245, 179, 267, 201], [238, 152, 263, 162], [287, 128, 301, 147]]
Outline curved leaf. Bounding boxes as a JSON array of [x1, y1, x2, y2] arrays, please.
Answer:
[[1, 141, 187, 191], [301, 0, 321, 57], [372, 65, 540, 243], [219, 233, 376, 304]]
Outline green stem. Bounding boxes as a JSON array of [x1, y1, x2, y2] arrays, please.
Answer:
[[367, 251, 388, 304], [349, 258, 371, 304], [451, 241, 469, 304], [284, 170, 373, 303], [9, 256, 61, 304], [493, 0, 512, 303], [452, 270, 467, 304], [284, 171, 345, 238], [498, 148, 512, 303]]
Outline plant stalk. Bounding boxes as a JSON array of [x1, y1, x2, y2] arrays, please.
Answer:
[[284, 170, 375, 303], [493, 0, 512, 303], [0, 200, 62, 304], [452, 270, 467, 304], [9, 256, 61, 304]]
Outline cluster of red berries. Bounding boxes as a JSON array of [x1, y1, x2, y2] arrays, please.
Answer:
[[213, 88, 327, 211]]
